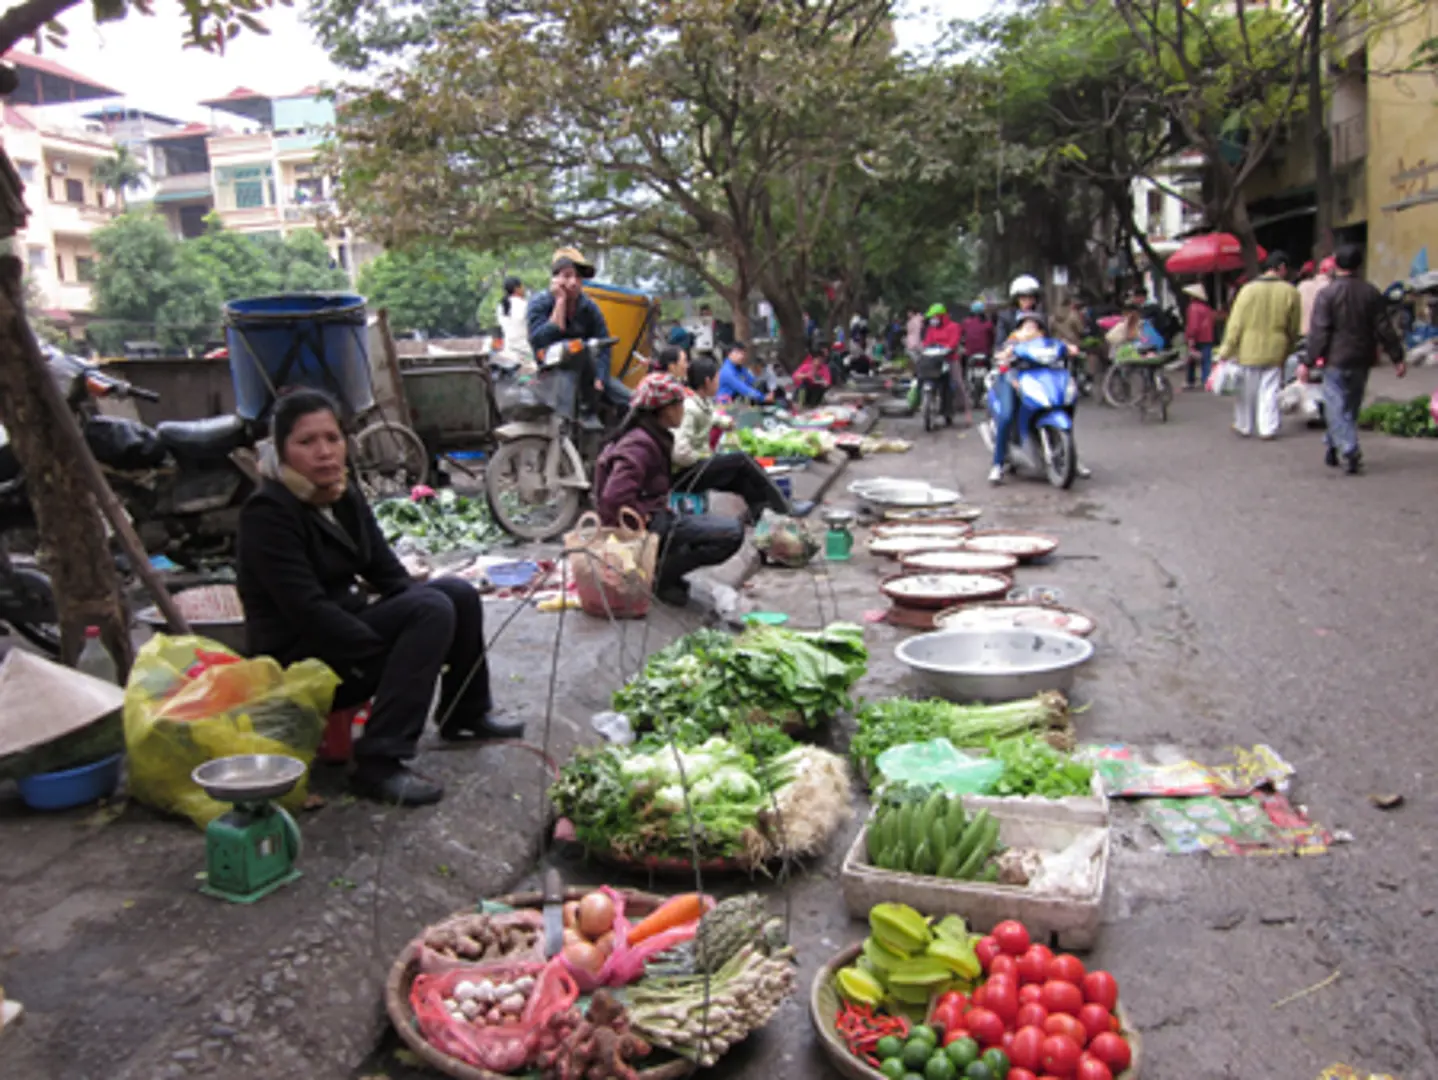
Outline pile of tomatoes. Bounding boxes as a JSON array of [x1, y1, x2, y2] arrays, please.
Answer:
[[924, 920, 1133, 1080]]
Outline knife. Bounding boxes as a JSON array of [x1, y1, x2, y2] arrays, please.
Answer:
[[542, 867, 565, 958]]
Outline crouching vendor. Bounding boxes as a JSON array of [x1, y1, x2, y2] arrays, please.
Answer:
[[593, 373, 744, 607], [237, 390, 521, 807]]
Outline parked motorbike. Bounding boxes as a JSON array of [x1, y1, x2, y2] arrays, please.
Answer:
[[915, 346, 956, 432], [485, 336, 618, 541], [979, 340, 1079, 489]]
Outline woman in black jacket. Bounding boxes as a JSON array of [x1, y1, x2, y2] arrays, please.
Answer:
[[237, 390, 519, 806]]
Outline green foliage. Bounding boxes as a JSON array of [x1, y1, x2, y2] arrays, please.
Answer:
[[91, 146, 149, 208], [1358, 397, 1437, 438], [90, 212, 347, 353], [356, 243, 550, 337]]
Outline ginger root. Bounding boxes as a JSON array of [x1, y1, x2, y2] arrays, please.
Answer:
[[538, 990, 650, 1080]]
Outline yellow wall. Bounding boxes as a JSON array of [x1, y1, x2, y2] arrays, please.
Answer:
[[1243, 125, 1316, 204], [1366, 1, 1438, 284]]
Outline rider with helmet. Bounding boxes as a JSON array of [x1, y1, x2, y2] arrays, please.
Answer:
[[960, 301, 995, 359], [989, 310, 1065, 484], [921, 302, 969, 424], [996, 274, 1045, 348]]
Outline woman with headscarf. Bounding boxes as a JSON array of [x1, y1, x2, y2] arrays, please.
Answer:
[[237, 390, 519, 807], [592, 373, 744, 606]]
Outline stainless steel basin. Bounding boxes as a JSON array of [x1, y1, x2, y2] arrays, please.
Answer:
[[894, 628, 1094, 702]]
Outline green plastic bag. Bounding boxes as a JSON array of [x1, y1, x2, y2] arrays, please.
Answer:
[[875, 737, 1003, 794]]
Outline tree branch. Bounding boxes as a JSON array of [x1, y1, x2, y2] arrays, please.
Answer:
[[0, 0, 81, 53]]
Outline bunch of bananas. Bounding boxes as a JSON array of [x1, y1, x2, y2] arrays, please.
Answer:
[[866, 790, 1002, 881]]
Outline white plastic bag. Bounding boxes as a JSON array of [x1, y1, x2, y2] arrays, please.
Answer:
[[1208, 359, 1240, 396]]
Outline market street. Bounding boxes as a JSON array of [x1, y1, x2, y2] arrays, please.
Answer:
[[5, 376, 1437, 1080]]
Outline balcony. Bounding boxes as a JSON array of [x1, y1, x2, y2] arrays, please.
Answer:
[[215, 205, 282, 231], [207, 132, 274, 163], [48, 200, 117, 235], [1332, 115, 1366, 167], [54, 281, 93, 313], [275, 131, 325, 158], [154, 172, 214, 203]]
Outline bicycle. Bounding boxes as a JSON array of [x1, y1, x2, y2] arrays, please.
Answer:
[[1102, 346, 1175, 422]]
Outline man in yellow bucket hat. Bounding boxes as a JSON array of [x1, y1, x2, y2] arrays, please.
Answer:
[[527, 246, 631, 415]]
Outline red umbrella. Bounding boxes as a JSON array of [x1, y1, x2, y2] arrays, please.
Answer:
[[1165, 233, 1267, 275]]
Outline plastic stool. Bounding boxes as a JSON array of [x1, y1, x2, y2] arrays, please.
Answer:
[[317, 704, 369, 764]]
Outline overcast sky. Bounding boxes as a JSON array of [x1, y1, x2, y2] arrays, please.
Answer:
[[28, 0, 1000, 126]]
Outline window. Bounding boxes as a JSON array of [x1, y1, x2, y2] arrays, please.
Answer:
[[16, 161, 36, 184], [76, 256, 95, 283], [1147, 189, 1164, 222], [65, 178, 84, 204], [27, 246, 45, 273], [55, 253, 65, 281]]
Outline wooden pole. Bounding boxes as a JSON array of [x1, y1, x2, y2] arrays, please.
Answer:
[[0, 261, 189, 636]]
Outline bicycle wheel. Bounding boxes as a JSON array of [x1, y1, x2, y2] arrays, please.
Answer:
[[1103, 365, 1134, 408], [352, 421, 429, 498]]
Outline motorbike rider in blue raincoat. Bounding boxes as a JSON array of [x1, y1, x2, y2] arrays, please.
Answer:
[[988, 311, 1083, 485]]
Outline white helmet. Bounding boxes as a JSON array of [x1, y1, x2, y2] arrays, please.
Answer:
[[1009, 274, 1042, 298]]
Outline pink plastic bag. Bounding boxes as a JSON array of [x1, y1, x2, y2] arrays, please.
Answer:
[[558, 886, 704, 992], [410, 957, 579, 1073]]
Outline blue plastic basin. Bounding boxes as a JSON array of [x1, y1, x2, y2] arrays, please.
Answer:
[[17, 753, 123, 811], [225, 294, 373, 420]]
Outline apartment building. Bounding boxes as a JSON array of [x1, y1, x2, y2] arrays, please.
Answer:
[[86, 106, 215, 238], [0, 52, 123, 326]]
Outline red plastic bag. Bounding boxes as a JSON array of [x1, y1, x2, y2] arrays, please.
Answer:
[[410, 957, 579, 1073], [558, 886, 704, 992]]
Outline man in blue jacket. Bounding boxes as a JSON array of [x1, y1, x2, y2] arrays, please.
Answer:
[[716, 342, 770, 404], [527, 246, 631, 412]]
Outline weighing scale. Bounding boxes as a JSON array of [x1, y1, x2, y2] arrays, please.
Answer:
[[191, 754, 306, 904], [821, 508, 855, 561]]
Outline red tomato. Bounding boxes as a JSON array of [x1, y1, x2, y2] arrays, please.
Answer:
[[931, 996, 965, 1036], [1009, 1071, 1038, 1080], [971, 984, 988, 1009], [1076, 1054, 1115, 1080], [993, 919, 1032, 956], [1040, 979, 1085, 1017], [1081, 970, 1120, 1012], [1048, 954, 1086, 985], [1002, 1031, 1016, 1053], [975, 935, 1002, 973], [1008, 1025, 1046, 1070], [1019, 983, 1045, 1005], [1016, 1002, 1049, 1029], [1017, 944, 1055, 985], [989, 953, 1020, 981], [965, 1007, 1006, 1048], [982, 975, 1018, 1022], [1087, 1032, 1132, 1071], [1076, 1003, 1112, 1043], [1040, 1033, 1083, 1077], [941, 1028, 972, 1048], [1043, 1013, 1088, 1047]]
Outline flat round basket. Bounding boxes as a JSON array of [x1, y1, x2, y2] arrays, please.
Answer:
[[961, 530, 1060, 562], [810, 942, 1141, 1080], [879, 571, 1013, 610], [590, 848, 757, 875], [385, 887, 695, 1080]]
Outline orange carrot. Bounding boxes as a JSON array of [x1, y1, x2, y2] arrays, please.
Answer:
[[626, 892, 708, 944]]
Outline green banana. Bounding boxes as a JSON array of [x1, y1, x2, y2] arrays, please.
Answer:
[[910, 840, 933, 876], [955, 815, 999, 880], [950, 809, 992, 869], [929, 817, 949, 860], [936, 846, 961, 879], [945, 794, 968, 839]]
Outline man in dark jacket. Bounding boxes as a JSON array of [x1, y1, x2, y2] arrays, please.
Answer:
[[1307, 243, 1406, 473], [527, 246, 631, 412]]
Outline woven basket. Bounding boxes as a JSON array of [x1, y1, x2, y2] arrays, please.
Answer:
[[384, 887, 694, 1080], [811, 941, 1142, 1080]]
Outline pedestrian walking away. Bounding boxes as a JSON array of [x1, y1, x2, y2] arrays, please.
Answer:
[[1216, 250, 1301, 439], [1307, 243, 1407, 474], [1182, 283, 1215, 390]]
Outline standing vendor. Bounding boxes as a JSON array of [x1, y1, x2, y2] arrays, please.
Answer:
[[237, 390, 520, 807]]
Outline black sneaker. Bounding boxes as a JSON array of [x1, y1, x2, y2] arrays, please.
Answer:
[[655, 581, 691, 606], [1325, 447, 1339, 468], [350, 761, 444, 806], [1343, 452, 1363, 475]]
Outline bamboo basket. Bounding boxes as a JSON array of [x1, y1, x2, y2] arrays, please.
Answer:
[[811, 941, 1141, 1080], [385, 886, 694, 1080]]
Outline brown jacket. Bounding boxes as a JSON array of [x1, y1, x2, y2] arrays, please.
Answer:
[[1308, 276, 1403, 371]]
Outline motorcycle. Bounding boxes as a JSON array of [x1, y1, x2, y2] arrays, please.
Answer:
[[980, 341, 1080, 489], [484, 336, 618, 541], [915, 346, 956, 432], [0, 428, 59, 655], [963, 353, 991, 409]]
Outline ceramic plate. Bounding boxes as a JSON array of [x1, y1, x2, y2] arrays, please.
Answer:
[[900, 549, 1019, 574], [934, 602, 1096, 637]]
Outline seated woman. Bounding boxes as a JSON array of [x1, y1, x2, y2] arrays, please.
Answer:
[[593, 373, 744, 606], [671, 358, 801, 519], [649, 344, 690, 383], [792, 346, 833, 408], [237, 390, 521, 808]]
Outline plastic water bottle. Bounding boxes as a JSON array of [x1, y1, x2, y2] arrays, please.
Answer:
[[76, 626, 119, 685]]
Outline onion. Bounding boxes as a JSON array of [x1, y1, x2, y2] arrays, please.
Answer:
[[562, 901, 580, 929], [594, 930, 615, 958], [577, 892, 615, 939], [563, 940, 606, 974]]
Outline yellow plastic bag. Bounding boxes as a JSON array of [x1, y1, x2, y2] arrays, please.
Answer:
[[123, 635, 339, 828]]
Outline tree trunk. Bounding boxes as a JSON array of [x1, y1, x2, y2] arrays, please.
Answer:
[[719, 258, 752, 347], [765, 287, 808, 372], [1307, 1, 1334, 260], [0, 255, 132, 672]]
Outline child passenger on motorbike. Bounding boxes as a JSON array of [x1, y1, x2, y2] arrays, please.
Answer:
[[989, 313, 1088, 485]]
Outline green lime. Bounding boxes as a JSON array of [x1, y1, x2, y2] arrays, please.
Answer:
[[945, 1038, 979, 1069], [909, 1024, 938, 1046], [980, 1048, 1009, 1077], [924, 1053, 959, 1080], [903, 1074, 926, 1080], [901, 1040, 933, 1071], [876, 1035, 905, 1061], [963, 1063, 993, 1080], [880, 1059, 907, 1080]]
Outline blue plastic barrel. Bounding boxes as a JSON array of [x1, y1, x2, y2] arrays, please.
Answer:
[[224, 294, 373, 420]]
